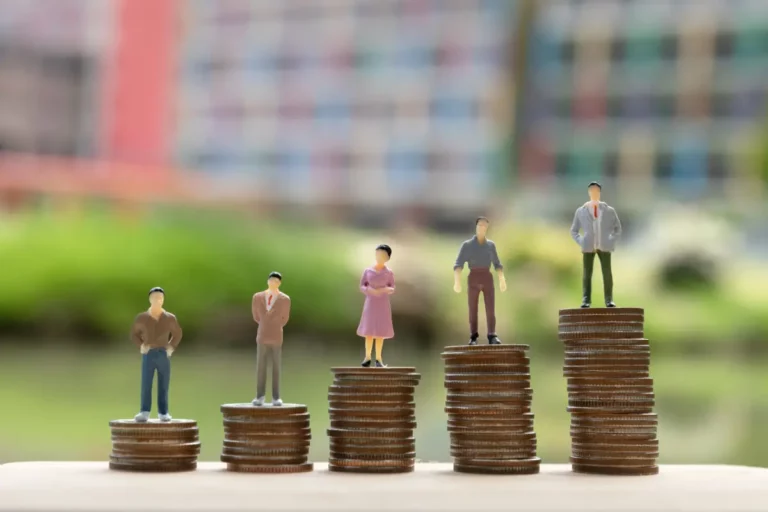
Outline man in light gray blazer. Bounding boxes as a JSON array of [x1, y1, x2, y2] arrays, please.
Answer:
[[570, 181, 622, 308]]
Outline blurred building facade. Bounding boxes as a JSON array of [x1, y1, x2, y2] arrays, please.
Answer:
[[1, 0, 768, 215], [519, 0, 768, 204]]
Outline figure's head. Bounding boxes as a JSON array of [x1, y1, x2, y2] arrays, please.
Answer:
[[475, 216, 490, 237], [148, 287, 165, 308], [267, 272, 282, 291], [587, 181, 601, 201], [375, 244, 392, 265]]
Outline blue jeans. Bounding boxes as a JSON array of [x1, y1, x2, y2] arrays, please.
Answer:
[[140, 348, 171, 415]]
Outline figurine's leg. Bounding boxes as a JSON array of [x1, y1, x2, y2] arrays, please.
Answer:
[[582, 252, 596, 307], [598, 251, 615, 306], [374, 338, 385, 366], [467, 273, 480, 343], [362, 337, 374, 366], [156, 349, 171, 417], [255, 343, 268, 401], [271, 345, 282, 403], [484, 272, 497, 336], [139, 352, 153, 415]]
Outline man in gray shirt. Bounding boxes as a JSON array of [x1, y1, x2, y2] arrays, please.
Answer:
[[570, 181, 622, 308], [453, 216, 507, 345]]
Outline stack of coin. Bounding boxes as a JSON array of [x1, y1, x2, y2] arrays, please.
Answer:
[[109, 419, 200, 472], [220, 403, 313, 473], [442, 345, 540, 475], [327, 367, 421, 473], [559, 307, 659, 475]]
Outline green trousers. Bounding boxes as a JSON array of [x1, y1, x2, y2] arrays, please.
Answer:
[[582, 251, 613, 303]]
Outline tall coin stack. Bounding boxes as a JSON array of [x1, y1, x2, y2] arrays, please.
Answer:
[[109, 419, 200, 472], [220, 403, 313, 473], [442, 345, 541, 475], [327, 367, 421, 473], [559, 307, 659, 475]]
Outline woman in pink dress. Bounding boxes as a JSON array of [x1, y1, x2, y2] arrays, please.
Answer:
[[357, 244, 395, 367]]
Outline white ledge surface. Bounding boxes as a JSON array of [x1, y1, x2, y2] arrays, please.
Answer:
[[0, 462, 766, 511]]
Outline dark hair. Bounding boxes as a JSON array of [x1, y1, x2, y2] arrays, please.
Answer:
[[587, 181, 602, 189], [268, 271, 282, 281], [148, 287, 165, 296], [476, 216, 490, 225], [375, 244, 392, 258]]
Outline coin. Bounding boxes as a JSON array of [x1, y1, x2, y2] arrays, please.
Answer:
[[330, 419, 417, 430], [223, 439, 311, 450], [442, 344, 529, 353], [330, 439, 414, 450], [221, 403, 308, 415], [328, 457, 415, 468], [572, 463, 658, 476], [559, 331, 645, 341], [109, 419, 197, 428], [328, 386, 416, 401], [222, 445, 309, 457], [332, 366, 417, 374], [444, 364, 531, 373], [226, 462, 314, 473], [109, 460, 197, 472], [327, 428, 414, 439], [453, 457, 540, 475], [221, 453, 309, 465], [328, 463, 413, 474], [571, 439, 659, 450], [559, 307, 644, 316]]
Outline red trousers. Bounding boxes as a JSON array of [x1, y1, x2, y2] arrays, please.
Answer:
[[468, 268, 496, 335]]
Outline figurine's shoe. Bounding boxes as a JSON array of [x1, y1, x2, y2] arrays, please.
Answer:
[[158, 413, 172, 422], [252, 396, 265, 406], [375, 360, 386, 368], [580, 301, 591, 308], [361, 359, 372, 367], [488, 335, 501, 345], [606, 300, 617, 307], [134, 411, 150, 423], [468, 333, 479, 346], [272, 398, 283, 406]]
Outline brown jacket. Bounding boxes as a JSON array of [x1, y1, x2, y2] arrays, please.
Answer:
[[252, 291, 290, 345], [131, 310, 182, 349]]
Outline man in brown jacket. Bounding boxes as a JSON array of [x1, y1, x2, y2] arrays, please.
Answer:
[[130, 287, 182, 422], [251, 272, 291, 406]]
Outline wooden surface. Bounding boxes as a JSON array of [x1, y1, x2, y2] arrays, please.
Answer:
[[0, 462, 766, 511]]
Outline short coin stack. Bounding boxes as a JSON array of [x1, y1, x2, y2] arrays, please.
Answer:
[[327, 367, 421, 473], [220, 403, 313, 473], [109, 419, 200, 472], [559, 307, 659, 475], [442, 345, 540, 475]]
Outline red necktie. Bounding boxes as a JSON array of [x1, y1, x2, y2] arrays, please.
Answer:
[[593, 205, 598, 218], [267, 295, 272, 306]]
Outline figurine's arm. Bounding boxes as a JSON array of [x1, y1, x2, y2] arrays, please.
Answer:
[[130, 318, 143, 348], [570, 210, 582, 245], [610, 209, 622, 240], [360, 271, 378, 296], [453, 242, 467, 290], [252, 294, 262, 323], [281, 297, 291, 326], [168, 315, 183, 349], [385, 271, 395, 294], [490, 242, 506, 291]]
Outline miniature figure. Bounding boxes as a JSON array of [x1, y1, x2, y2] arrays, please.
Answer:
[[357, 244, 395, 367], [252, 271, 291, 406], [130, 287, 183, 422], [570, 181, 622, 308], [453, 217, 506, 345]]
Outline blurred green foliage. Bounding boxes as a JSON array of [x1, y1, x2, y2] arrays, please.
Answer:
[[0, 209, 360, 344], [1, 209, 767, 352]]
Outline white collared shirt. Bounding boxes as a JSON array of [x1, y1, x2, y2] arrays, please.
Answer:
[[587, 201, 602, 251], [265, 291, 278, 311]]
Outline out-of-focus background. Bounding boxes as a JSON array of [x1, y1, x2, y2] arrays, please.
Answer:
[[0, 0, 766, 467]]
